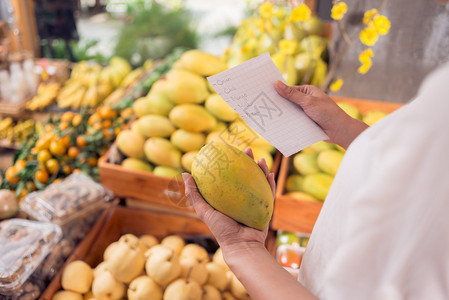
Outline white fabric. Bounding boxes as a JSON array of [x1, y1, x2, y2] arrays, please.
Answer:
[[298, 62, 449, 300]]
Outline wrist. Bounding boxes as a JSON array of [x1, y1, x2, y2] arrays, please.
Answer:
[[335, 117, 369, 149], [221, 241, 267, 269]]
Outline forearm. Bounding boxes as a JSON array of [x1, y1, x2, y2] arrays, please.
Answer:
[[223, 244, 318, 300]]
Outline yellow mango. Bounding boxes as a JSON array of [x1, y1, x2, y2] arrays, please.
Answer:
[[153, 166, 182, 178], [363, 110, 388, 126], [173, 50, 228, 76], [169, 104, 217, 132], [162, 69, 209, 104], [170, 129, 206, 152], [285, 174, 304, 192], [116, 130, 145, 159], [306, 141, 335, 155], [133, 97, 153, 117], [181, 151, 199, 173], [293, 153, 319, 175], [144, 138, 181, 168], [121, 158, 153, 172], [302, 173, 333, 201], [205, 94, 238, 122], [251, 147, 273, 171], [337, 102, 362, 120], [317, 149, 344, 176], [136, 114, 175, 138], [192, 143, 273, 230], [285, 192, 319, 202]]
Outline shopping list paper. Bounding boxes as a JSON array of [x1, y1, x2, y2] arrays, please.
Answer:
[[207, 52, 328, 157]]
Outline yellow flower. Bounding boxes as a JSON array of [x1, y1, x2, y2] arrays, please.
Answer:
[[359, 26, 378, 46], [363, 8, 378, 24], [358, 48, 374, 64], [259, 2, 274, 19], [358, 60, 373, 74], [373, 15, 391, 35], [291, 4, 311, 22], [274, 6, 286, 19], [256, 18, 265, 34], [279, 39, 298, 55], [329, 78, 344, 91], [331, 2, 348, 21]]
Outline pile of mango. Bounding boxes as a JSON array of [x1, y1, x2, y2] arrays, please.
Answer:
[[284, 102, 388, 202], [115, 49, 276, 178], [223, 3, 328, 87], [53, 234, 251, 300]]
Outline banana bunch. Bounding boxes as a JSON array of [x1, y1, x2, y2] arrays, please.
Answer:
[[57, 57, 133, 109], [0, 118, 35, 143], [0, 118, 13, 139], [26, 82, 61, 111]]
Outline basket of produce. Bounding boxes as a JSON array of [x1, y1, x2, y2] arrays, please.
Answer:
[[272, 96, 403, 233]]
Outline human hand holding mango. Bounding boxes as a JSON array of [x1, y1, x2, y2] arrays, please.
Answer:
[[275, 81, 369, 149], [182, 146, 275, 252]]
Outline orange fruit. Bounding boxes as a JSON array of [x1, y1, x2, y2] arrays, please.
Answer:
[[37, 150, 52, 163], [18, 189, 28, 199], [45, 159, 59, 174], [26, 181, 36, 191], [92, 122, 103, 131], [59, 122, 70, 131], [88, 113, 101, 126], [61, 111, 74, 122], [53, 178, 63, 184], [68, 146, 80, 159], [73, 168, 82, 174], [30, 147, 39, 155], [87, 157, 97, 167], [120, 107, 134, 118], [15, 160, 27, 173], [114, 128, 121, 136], [35, 169, 49, 184], [102, 119, 112, 128], [102, 129, 112, 139], [61, 135, 71, 148], [5, 166, 20, 183], [76, 136, 87, 148], [49, 139, 67, 156], [72, 114, 83, 127], [45, 124, 54, 133], [98, 106, 114, 119], [62, 165, 72, 175]]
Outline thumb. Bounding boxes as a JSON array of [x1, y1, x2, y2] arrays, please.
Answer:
[[275, 80, 310, 108]]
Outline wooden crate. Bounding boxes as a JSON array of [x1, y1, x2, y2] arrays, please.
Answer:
[[40, 204, 277, 299], [271, 97, 404, 234], [99, 147, 282, 216]]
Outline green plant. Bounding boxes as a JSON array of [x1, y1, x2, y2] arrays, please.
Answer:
[[113, 0, 198, 67]]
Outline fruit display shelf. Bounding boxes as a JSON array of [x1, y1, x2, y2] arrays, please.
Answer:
[[271, 96, 404, 234], [98, 145, 282, 217], [40, 204, 278, 299]]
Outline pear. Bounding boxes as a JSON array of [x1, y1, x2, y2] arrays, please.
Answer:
[[163, 278, 202, 300], [180, 244, 210, 263], [103, 242, 119, 261], [180, 257, 208, 285], [119, 233, 140, 248], [105, 241, 145, 283], [139, 234, 159, 251], [61, 260, 93, 294], [93, 261, 108, 278], [222, 292, 237, 300], [52, 290, 83, 300], [205, 262, 228, 292], [92, 270, 125, 300], [161, 235, 185, 255], [128, 275, 163, 300], [83, 291, 94, 300], [146, 246, 181, 285], [202, 285, 221, 300], [229, 272, 250, 300], [213, 248, 229, 272]]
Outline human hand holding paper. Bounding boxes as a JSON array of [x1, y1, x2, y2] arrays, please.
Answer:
[[207, 52, 329, 157]]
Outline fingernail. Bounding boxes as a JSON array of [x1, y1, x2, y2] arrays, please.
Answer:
[[276, 80, 287, 90]]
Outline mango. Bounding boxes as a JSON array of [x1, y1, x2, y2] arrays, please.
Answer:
[[306, 141, 335, 154], [133, 97, 152, 117], [145, 92, 175, 116], [208, 121, 227, 133], [144, 138, 181, 168], [302, 173, 333, 201], [169, 104, 217, 132], [363, 110, 388, 126], [229, 120, 273, 151], [173, 50, 228, 76], [153, 166, 182, 179], [293, 153, 319, 175], [205, 94, 238, 122], [170, 129, 205, 152], [337, 102, 362, 120], [192, 143, 273, 230], [206, 80, 216, 93], [317, 150, 344, 176], [116, 130, 145, 159], [251, 147, 273, 171], [163, 69, 209, 104], [181, 151, 199, 173], [285, 192, 319, 202], [285, 174, 304, 192], [137, 115, 175, 138], [121, 158, 153, 172]]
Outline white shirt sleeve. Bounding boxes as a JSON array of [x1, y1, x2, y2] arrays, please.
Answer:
[[298, 62, 449, 300]]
